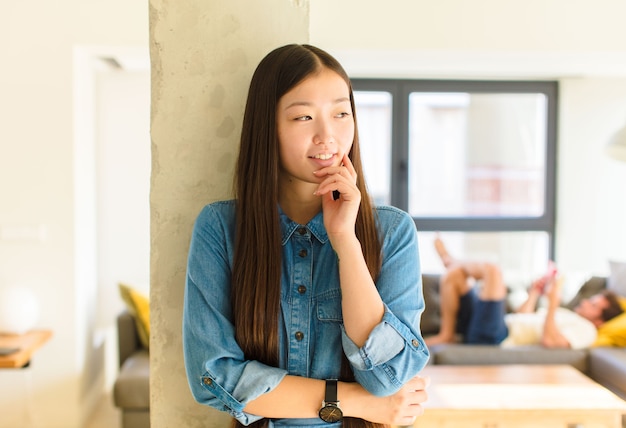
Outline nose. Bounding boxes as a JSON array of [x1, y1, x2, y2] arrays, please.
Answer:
[[313, 118, 334, 145]]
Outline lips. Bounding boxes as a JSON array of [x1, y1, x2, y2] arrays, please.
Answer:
[[309, 153, 336, 168]]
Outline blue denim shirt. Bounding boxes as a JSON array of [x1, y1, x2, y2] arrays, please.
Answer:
[[183, 200, 429, 427]]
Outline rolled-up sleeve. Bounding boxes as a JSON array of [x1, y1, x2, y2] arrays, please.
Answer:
[[196, 360, 287, 424], [341, 207, 430, 396], [183, 204, 288, 424]]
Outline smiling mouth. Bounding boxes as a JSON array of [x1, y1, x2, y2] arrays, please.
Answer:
[[311, 153, 334, 160]]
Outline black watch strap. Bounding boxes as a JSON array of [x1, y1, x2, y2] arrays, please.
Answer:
[[325, 379, 338, 403]]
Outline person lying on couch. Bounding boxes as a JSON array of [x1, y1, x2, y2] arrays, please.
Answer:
[[424, 238, 624, 349]]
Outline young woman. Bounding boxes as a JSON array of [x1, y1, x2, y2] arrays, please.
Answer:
[[183, 44, 430, 428]]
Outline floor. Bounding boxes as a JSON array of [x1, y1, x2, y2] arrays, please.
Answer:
[[85, 393, 120, 428]]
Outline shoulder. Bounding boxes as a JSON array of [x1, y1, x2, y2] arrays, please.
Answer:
[[197, 199, 236, 218], [374, 205, 415, 233], [373, 206, 419, 252], [188, 200, 238, 255], [193, 200, 236, 231]]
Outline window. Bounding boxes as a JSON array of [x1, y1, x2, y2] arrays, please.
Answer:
[[353, 79, 558, 282]]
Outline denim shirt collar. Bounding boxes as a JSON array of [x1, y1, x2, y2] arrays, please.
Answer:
[[278, 206, 328, 245]]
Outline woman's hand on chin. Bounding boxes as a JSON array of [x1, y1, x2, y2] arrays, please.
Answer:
[[314, 153, 360, 243]]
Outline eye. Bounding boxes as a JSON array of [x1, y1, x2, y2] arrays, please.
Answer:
[[335, 112, 351, 118], [294, 115, 312, 121]]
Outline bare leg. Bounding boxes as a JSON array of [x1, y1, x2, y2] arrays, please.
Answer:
[[434, 235, 454, 269], [466, 262, 506, 301], [425, 266, 472, 346], [433, 236, 506, 300], [426, 238, 507, 346]]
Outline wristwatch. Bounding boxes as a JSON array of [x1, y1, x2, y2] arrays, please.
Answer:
[[319, 379, 343, 423]]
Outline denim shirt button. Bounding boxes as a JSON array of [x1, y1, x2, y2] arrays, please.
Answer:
[[295, 331, 304, 341], [411, 339, 419, 347], [297, 285, 307, 294], [297, 227, 307, 235], [298, 249, 308, 257], [202, 377, 213, 387]]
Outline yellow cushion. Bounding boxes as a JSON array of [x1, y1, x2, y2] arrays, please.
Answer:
[[593, 297, 626, 347], [119, 283, 150, 349]]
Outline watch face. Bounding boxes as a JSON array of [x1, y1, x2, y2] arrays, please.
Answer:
[[319, 404, 343, 423]]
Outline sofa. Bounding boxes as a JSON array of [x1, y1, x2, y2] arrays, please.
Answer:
[[113, 311, 150, 428], [421, 273, 626, 400]]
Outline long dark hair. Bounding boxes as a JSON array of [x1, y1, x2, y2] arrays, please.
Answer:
[[232, 44, 385, 428]]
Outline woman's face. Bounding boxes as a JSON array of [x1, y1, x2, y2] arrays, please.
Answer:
[[276, 68, 355, 191]]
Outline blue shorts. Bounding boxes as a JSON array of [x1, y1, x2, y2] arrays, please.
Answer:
[[456, 288, 509, 345]]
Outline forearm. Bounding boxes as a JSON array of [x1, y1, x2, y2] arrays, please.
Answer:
[[243, 376, 379, 420], [244, 374, 428, 425], [541, 308, 571, 348], [333, 234, 385, 347], [540, 276, 569, 347], [243, 375, 324, 419], [516, 290, 540, 313]]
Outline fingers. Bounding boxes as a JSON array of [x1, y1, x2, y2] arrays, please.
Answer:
[[340, 152, 357, 178], [392, 398, 425, 426], [314, 153, 357, 182], [313, 154, 358, 199], [547, 276, 563, 300], [405, 374, 429, 392], [395, 375, 429, 424], [397, 416, 419, 427], [312, 173, 354, 200], [530, 278, 544, 294], [360, 375, 429, 426], [313, 165, 354, 187]]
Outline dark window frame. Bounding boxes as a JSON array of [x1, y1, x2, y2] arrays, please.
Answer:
[[351, 79, 559, 258]]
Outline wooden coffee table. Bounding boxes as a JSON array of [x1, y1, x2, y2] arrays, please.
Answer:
[[417, 365, 626, 428]]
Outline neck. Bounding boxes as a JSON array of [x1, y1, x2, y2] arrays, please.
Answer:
[[278, 184, 321, 225]]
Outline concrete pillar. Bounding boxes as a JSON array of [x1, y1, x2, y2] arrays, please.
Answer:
[[149, 1, 309, 426]]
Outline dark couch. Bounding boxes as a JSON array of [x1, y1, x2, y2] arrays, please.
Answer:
[[113, 311, 150, 428], [421, 273, 626, 400]]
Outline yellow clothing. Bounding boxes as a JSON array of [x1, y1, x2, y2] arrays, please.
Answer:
[[593, 297, 626, 347]]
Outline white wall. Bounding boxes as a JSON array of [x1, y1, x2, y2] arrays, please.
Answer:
[[95, 67, 151, 324], [0, 1, 147, 427], [558, 78, 626, 274], [311, 0, 626, 53]]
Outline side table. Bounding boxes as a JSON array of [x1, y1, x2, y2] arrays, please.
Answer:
[[0, 330, 52, 368]]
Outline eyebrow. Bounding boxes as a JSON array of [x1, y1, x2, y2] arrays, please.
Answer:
[[284, 97, 351, 110]]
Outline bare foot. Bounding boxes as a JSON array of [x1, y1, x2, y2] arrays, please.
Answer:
[[434, 235, 454, 268]]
